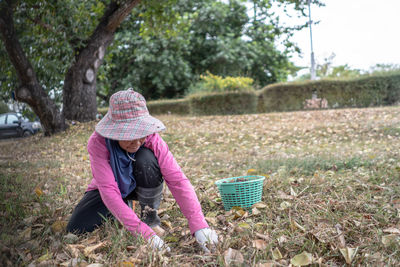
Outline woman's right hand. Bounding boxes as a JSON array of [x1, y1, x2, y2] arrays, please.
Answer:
[[148, 235, 170, 252]]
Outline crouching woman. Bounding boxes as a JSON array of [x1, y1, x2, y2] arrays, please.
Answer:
[[67, 89, 218, 252]]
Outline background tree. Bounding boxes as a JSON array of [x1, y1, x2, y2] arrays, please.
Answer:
[[368, 63, 400, 75], [98, 0, 323, 101], [0, 0, 181, 135], [296, 53, 362, 80], [0, 0, 69, 134], [1, 0, 323, 135]]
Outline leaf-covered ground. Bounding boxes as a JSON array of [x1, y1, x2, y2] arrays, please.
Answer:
[[1, 106, 400, 266]]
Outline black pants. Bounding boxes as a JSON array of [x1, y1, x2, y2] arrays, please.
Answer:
[[66, 147, 163, 234]]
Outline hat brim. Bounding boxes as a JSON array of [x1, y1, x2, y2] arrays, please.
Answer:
[[95, 112, 166, 140]]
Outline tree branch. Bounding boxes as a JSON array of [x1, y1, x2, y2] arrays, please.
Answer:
[[0, 1, 67, 134], [63, 0, 141, 121], [108, 0, 141, 32]]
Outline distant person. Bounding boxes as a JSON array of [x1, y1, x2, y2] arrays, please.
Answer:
[[67, 89, 218, 252]]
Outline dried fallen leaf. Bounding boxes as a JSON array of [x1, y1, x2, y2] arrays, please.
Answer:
[[253, 202, 267, 209], [130, 245, 148, 260], [164, 235, 179, 242], [277, 235, 287, 245], [60, 258, 86, 267], [205, 217, 217, 225], [382, 234, 399, 247], [272, 247, 283, 260], [161, 220, 172, 230], [84, 242, 107, 258], [231, 206, 248, 219], [276, 190, 294, 200], [280, 201, 292, 209], [234, 225, 244, 233], [19, 227, 32, 241], [180, 229, 191, 236], [290, 187, 298, 197], [34, 186, 43, 197], [290, 219, 306, 232], [309, 220, 337, 244], [290, 251, 312, 266], [179, 237, 196, 247], [217, 215, 226, 224], [335, 224, 346, 248], [339, 247, 358, 264], [152, 225, 166, 237], [255, 262, 274, 267], [116, 261, 135, 267], [237, 222, 251, 229], [51, 220, 68, 233], [252, 239, 267, 250], [37, 251, 51, 263], [383, 227, 400, 235], [224, 248, 244, 266], [255, 232, 270, 241], [83, 236, 99, 246], [252, 207, 261, 215], [127, 257, 142, 264], [247, 169, 257, 175], [67, 244, 85, 258], [126, 245, 136, 251]]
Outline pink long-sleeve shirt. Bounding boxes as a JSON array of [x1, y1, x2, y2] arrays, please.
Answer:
[[86, 131, 209, 239]]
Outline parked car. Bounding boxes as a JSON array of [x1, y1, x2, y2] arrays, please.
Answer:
[[0, 112, 42, 139]]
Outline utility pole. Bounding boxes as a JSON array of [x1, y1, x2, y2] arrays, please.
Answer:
[[308, 0, 316, 80]]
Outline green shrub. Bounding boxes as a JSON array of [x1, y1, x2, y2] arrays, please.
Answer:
[[147, 98, 190, 115], [98, 107, 109, 116], [188, 72, 254, 95], [0, 101, 9, 114], [189, 91, 258, 115], [258, 73, 400, 112]]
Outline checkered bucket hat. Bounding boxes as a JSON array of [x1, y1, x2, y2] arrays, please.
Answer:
[[95, 89, 165, 140]]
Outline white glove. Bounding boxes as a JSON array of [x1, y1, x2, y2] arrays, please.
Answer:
[[194, 228, 218, 253], [148, 235, 171, 252]]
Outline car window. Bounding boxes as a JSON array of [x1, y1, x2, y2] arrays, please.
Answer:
[[0, 114, 6, 124], [22, 117, 30, 122], [7, 114, 19, 124]]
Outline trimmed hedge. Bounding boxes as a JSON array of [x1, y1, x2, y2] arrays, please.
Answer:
[[258, 73, 400, 112], [97, 73, 400, 116], [147, 98, 190, 115], [188, 91, 258, 115]]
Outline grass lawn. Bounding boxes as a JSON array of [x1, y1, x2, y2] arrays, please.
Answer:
[[1, 106, 400, 266]]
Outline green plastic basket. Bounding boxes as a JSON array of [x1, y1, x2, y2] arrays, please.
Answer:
[[215, 175, 265, 211]]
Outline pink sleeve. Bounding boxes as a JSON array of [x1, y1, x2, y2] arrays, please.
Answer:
[[87, 132, 155, 240], [145, 133, 209, 235]]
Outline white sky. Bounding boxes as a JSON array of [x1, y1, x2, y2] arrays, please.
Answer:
[[286, 0, 400, 72]]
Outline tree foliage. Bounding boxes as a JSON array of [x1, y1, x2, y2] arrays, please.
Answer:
[[97, 0, 324, 102], [0, 0, 103, 101], [1, 0, 324, 135], [0, 0, 177, 134]]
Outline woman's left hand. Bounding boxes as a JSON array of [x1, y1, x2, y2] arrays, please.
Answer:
[[194, 228, 218, 253]]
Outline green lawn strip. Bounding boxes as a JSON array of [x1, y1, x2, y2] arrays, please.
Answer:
[[1, 107, 400, 265]]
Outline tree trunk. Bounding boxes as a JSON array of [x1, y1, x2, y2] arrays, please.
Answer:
[[0, 1, 67, 135], [63, 0, 140, 121]]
